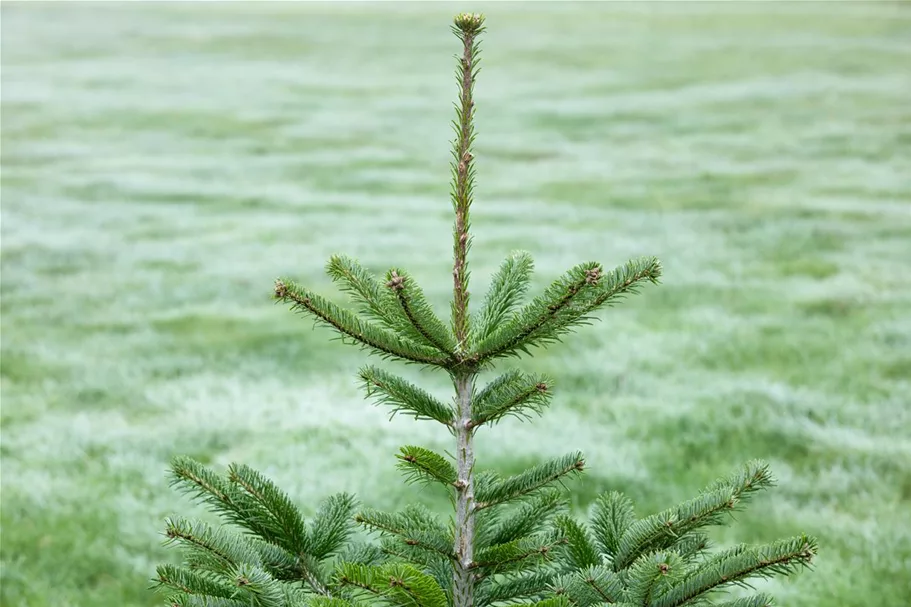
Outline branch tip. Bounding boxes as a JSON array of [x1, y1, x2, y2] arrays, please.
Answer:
[[585, 267, 602, 285], [386, 270, 406, 291], [274, 278, 288, 299], [453, 13, 485, 34]]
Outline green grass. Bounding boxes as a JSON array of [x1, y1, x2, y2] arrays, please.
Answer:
[[2, 2, 910, 605]]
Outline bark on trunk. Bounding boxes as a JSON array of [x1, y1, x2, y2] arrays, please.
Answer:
[[452, 372, 476, 607]]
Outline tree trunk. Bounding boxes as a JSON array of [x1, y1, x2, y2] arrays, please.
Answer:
[[452, 372, 476, 607]]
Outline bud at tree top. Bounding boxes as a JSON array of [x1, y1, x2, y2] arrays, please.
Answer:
[[453, 13, 485, 34]]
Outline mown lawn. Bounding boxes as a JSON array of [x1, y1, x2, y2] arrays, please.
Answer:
[[1, 2, 909, 606]]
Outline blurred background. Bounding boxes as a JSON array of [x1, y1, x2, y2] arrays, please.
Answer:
[[1, 2, 909, 605]]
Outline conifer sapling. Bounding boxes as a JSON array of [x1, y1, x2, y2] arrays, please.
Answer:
[[155, 13, 816, 607]]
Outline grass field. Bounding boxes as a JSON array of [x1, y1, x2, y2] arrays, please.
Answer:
[[2, 2, 910, 606]]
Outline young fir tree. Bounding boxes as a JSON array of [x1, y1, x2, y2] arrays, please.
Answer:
[[154, 13, 817, 607]]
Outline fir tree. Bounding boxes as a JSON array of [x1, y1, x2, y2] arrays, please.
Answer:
[[154, 13, 816, 607]]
